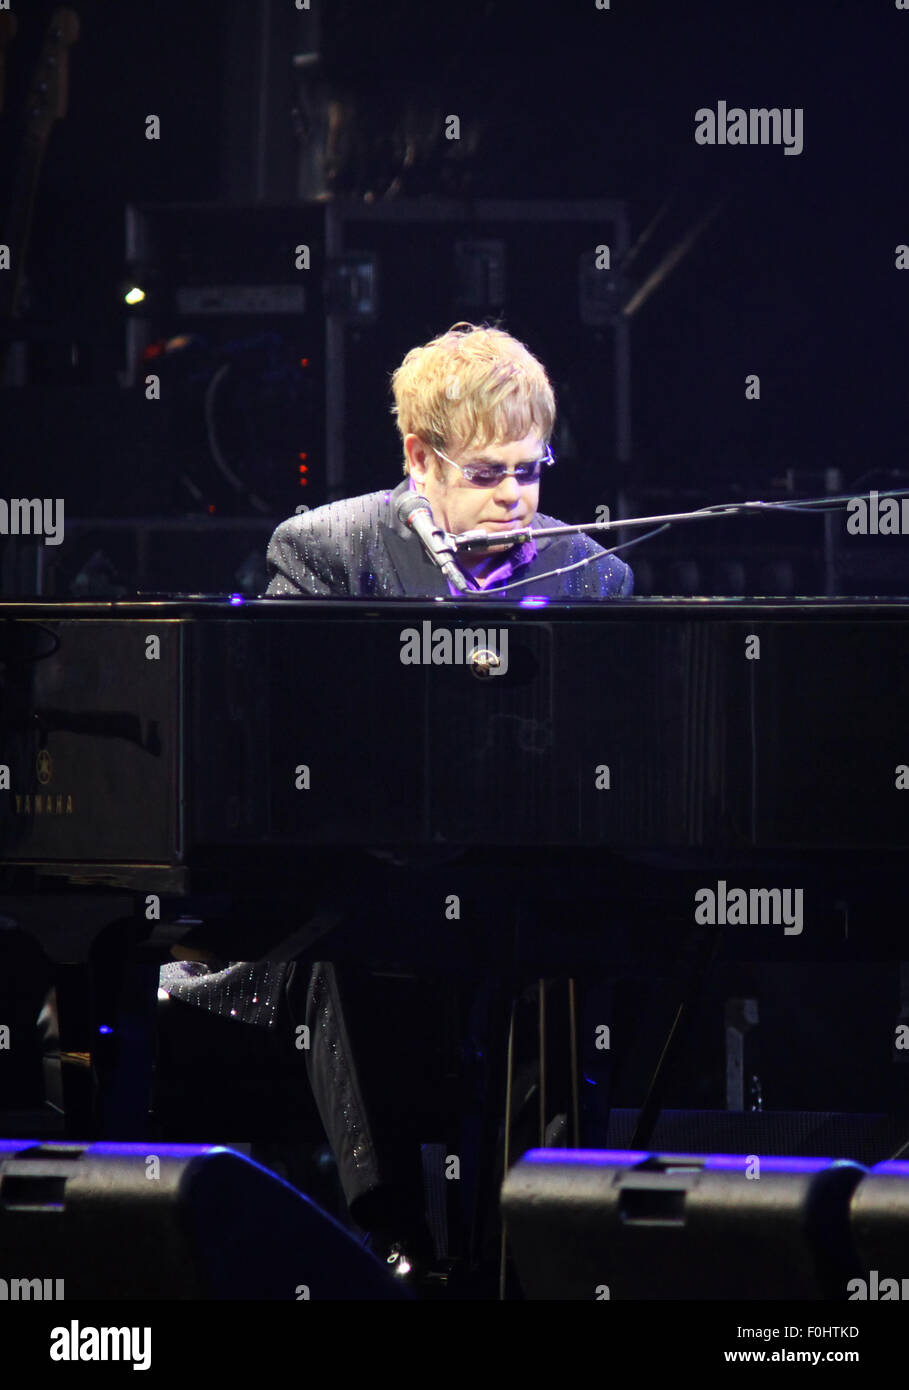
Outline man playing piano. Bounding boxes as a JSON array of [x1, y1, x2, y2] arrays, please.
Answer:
[[162, 323, 633, 1289], [264, 321, 634, 600]]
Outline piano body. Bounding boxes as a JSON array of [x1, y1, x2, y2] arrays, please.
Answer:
[[1, 595, 908, 1140]]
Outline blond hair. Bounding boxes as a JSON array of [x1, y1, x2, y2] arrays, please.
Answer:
[[390, 322, 555, 474]]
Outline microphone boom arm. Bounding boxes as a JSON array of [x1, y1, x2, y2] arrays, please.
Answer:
[[451, 488, 909, 552]]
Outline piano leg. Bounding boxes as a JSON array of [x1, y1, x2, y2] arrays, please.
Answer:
[[93, 959, 159, 1139], [0, 924, 52, 1131], [51, 953, 158, 1141], [0, 893, 148, 1140], [53, 964, 96, 1137]]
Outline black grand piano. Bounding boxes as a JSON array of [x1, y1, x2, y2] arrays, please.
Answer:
[[2, 596, 908, 1146]]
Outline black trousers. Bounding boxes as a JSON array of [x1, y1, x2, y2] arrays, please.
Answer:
[[156, 956, 563, 1259], [296, 962, 471, 1250]]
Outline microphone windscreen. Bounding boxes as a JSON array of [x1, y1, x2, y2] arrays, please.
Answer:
[[395, 491, 433, 525]]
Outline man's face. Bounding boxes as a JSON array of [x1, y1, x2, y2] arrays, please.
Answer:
[[405, 430, 544, 546]]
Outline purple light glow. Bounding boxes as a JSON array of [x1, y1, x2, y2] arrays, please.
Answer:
[[228, 593, 245, 605], [0, 1140, 227, 1161], [519, 1149, 853, 1174], [704, 1154, 841, 1173], [88, 1141, 226, 1159], [522, 1149, 650, 1166], [519, 594, 549, 608], [869, 1161, 909, 1177]]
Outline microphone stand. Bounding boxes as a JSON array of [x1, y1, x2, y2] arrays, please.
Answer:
[[451, 488, 909, 554]]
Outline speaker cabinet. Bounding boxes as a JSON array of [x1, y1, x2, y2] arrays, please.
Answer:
[[0, 1140, 410, 1300], [501, 1149, 866, 1300]]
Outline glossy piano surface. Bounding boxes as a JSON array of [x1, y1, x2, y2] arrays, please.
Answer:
[[2, 597, 908, 872]]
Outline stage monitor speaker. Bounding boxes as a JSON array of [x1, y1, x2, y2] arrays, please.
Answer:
[[848, 1159, 909, 1298], [500, 1149, 866, 1301], [0, 1140, 411, 1300]]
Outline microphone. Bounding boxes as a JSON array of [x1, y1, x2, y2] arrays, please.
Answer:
[[454, 526, 532, 552], [395, 492, 471, 593]]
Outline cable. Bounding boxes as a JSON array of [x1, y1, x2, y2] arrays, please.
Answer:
[[204, 362, 272, 515]]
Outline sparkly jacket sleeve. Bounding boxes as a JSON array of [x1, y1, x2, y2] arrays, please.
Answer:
[[264, 511, 347, 596]]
